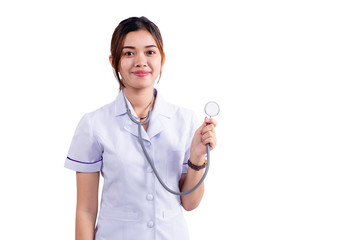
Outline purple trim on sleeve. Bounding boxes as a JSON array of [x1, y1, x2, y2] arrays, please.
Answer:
[[67, 157, 103, 164]]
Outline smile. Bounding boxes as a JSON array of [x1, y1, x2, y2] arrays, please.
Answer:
[[133, 70, 149, 77]]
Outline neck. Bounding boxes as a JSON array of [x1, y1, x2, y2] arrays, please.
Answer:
[[123, 87, 155, 118]]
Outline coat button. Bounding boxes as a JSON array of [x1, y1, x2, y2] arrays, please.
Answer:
[[146, 193, 154, 201], [147, 221, 155, 228]]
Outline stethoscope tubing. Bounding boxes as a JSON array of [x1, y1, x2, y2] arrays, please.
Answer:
[[138, 123, 210, 196], [123, 91, 210, 196]]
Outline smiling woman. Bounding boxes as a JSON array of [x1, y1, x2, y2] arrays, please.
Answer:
[[115, 30, 162, 91], [109, 17, 166, 90], [64, 16, 217, 240]]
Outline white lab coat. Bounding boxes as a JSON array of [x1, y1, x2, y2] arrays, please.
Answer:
[[65, 89, 198, 240]]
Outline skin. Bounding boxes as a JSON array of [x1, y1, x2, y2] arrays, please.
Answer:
[[75, 30, 217, 240]]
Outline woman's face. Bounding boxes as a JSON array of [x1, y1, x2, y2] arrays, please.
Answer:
[[119, 30, 162, 91]]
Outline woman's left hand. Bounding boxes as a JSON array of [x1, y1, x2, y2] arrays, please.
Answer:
[[190, 117, 218, 164]]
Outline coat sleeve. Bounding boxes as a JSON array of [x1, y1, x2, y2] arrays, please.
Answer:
[[64, 113, 103, 172], [182, 111, 199, 173]]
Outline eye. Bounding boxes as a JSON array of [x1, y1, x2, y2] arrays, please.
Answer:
[[123, 51, 134, 56], [146, 50, 156, 55]]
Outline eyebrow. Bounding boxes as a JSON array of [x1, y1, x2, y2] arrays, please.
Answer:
[[122, 45, 158, 49]]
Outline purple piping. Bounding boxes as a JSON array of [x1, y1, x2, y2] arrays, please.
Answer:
[[67, 156, 102, 164]]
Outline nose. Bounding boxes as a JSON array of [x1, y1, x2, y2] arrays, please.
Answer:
[[135, 53, 147, 67]]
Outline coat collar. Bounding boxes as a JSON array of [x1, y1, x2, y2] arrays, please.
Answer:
[[114, 89, 175, 118], [113, 89, 175, 140]]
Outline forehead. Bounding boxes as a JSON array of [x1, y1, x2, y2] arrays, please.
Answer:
[[123, 30, 157, 47]]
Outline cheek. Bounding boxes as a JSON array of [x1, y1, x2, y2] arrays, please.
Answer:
[[119, 59, 131, 73], [152, 58, 162, 73]]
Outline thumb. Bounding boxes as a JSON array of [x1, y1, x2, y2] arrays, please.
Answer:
[[196, 117, 208, 133]]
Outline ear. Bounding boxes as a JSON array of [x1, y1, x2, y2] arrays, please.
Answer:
[[109, 55, 114, 68]]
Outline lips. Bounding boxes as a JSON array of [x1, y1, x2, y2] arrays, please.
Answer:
[[133, 70, 149, 77]]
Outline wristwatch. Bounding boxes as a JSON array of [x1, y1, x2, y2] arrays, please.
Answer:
[[187, 159, 207, 171]]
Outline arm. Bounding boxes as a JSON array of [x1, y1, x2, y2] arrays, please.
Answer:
[[75, 172, 100, 240], [179, 166, 205, 211], [180, 117, 217, 211]]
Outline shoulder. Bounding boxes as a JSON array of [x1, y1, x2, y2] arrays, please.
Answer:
[[156, 94, 198, 129], [81, 99, 116, 126], [157, 94, 197, 120], [174, 105, 197, 123]]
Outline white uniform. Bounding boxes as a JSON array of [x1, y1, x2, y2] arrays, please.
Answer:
[[65, 89, 198, 240]]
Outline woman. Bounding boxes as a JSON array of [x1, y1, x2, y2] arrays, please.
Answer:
[[65, 16, 217, 240]]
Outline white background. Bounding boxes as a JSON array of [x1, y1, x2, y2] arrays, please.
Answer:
[[0, 0, 359, 239]]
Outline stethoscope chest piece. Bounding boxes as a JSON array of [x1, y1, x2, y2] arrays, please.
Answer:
[[205, 101, 220, 118]]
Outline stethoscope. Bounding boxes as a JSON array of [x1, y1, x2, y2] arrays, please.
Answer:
[[123, 91, 220, 195]]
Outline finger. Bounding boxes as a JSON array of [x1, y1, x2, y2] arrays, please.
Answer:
[[202, 124, 215, 135], [196, 120, 207, 135], [202, 136, 217, 150], [202, 129, 216, 141], [202, 131, 216, 143], [205, 117, 218, 127]]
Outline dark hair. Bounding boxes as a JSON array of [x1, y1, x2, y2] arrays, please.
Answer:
[[110, 16, 165, 90]]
